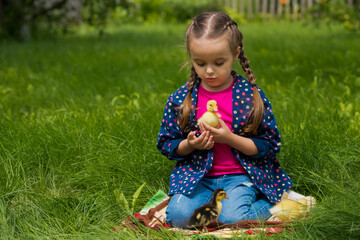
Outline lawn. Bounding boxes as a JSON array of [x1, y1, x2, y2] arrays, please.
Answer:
[[0, 21, 359, 239]]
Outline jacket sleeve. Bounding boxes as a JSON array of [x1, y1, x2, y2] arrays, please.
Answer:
[[156, 95, 188, 161], [249, 88, 281, 160]]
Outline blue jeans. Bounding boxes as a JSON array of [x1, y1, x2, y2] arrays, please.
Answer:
[[165, 174, 274, 228]]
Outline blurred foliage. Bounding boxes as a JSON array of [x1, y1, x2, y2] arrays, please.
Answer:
[[0, 0, 220, 40], [81, 0, 130, 38], [105, 0, 221, 24], [1, 0, 359, 41], [130, 0, 220, 23], [223, 6, 247, 25], [83, 0, 221, 36], [0, 0, 70, 40], [307, 0, 360, 31]]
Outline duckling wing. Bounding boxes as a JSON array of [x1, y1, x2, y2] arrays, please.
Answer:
[[198, 112, 219, 128], [187, 204, 219, 228]]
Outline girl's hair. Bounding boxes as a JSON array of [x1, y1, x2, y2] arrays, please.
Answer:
[[179, 11, 264, 135]]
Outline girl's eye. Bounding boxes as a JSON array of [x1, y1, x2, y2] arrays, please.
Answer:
[[216, 62, 224, 66], [196, 62, 205, 67]]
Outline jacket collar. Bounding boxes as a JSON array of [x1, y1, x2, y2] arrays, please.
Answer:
[[182, 71, 251, 133]]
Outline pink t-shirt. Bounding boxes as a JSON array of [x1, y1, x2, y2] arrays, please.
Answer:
[[196, 79, 246, 176]]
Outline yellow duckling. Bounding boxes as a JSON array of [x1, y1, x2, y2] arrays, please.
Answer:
[[187, 189, 229, 231], [197, 100, 221, 128], [269, 192, 316, 221]]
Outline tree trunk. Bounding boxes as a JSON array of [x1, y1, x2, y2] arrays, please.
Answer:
[[20, 15, 31, 41]]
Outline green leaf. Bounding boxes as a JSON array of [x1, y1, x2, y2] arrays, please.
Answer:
[[114, 188, 129, 212], [131, 182, 146, 213]]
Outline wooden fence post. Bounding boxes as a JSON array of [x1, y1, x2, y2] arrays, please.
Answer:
[[277, 0, 283, 17], [270, 0, 276, 16], [262, 0, 268, 20], [292, 0, 299, 20], [232, 0, 237, 10], [255, 0, 260, 16], [225, 0, 230, 7], [300, 0, 306, 15], [219, 0, 357, 19], [307, 0, 313, 7], [240, 0, 245, 13], [248, 0, 253, 19]]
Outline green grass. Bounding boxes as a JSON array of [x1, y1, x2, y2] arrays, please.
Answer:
[[0, 21, 359, 239]]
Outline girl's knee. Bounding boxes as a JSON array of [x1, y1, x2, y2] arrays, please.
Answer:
[[219, 199, 273, 223], [165, 195, 194, 228], [219, 205, 249, 223]]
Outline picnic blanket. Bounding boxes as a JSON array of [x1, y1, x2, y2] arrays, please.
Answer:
[[112, 190, 312, 238]]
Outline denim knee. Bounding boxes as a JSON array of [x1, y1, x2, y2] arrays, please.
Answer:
[[219, 198, 273, 223], [165, 195, 194, 228], [219, 204, 251, 223]]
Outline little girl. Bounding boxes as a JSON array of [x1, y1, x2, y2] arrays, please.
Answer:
[[157, 11, 293, 228]]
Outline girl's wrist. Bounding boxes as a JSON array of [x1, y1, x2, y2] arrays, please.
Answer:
[[222, 132, 235, 145], [175, 139, 195, 157], [186, 139, 196, 151]]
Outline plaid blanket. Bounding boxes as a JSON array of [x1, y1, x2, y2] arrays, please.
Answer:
[[111, 190, 302, 238]]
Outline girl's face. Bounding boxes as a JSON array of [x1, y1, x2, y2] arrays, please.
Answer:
[[189, 36, 240, 92]]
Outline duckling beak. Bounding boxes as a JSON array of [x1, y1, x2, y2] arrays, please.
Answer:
[[225, 196, 229, 199], [214, 106, 218, 111]]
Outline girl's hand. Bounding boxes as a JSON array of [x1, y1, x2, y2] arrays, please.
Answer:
[[187, 130, 214, 150], [200, 119, 232, 144], [200, 119, 259, 156]]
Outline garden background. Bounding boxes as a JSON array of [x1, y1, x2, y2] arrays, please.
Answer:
[[1, 0, 360, 239]]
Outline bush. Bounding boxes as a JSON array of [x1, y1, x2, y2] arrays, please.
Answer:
[[129, 0, 221, 23], [0, 0, 71, 40], [307, 0, 360, 31]]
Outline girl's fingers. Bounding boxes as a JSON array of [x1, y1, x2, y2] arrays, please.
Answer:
[[199, 124, 206, 133], [200, 134, 213, 150], [201, 122, 210, 131], [190, 131, 205, 147], [188, 131, 195, 140], [201, 131, 210, 144], [196, 131, 205, 142], [218, 119, 227, 128], [204, 137, 214, 150], [189, 130, 214, 150], [194, 131, 209, 148], [202, 122, 218, 134]]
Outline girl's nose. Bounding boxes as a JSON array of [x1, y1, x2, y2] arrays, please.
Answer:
[[206, 66, 214, 75]]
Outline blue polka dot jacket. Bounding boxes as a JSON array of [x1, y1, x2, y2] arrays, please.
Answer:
[[157, 73, 293, 204]]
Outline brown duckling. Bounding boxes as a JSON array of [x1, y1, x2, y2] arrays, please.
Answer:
[[187, 189, 229, 231]]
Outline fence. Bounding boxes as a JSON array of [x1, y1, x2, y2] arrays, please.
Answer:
[[220, 0, 359, 19]]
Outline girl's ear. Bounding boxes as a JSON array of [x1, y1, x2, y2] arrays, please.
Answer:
[[234, 46, 241, 60]]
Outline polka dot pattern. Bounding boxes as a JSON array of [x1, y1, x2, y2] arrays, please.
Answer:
[[156, 72, 293, 204]]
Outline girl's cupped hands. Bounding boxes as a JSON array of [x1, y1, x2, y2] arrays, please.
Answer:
[[200, 119, 232, 144], [187, 130, 214, 150]]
